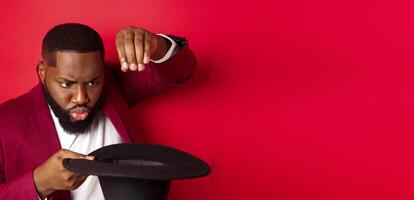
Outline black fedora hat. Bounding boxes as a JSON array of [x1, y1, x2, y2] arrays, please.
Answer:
[[63, 143, 211, 200]]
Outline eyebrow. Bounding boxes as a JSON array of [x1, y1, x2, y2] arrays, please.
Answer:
[[58, 76, 101, 82]]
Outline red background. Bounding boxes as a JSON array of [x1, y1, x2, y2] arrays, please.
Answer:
[[1, 0, 414, 199]]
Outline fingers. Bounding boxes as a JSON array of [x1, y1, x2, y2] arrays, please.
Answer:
[[58, 150, 92, 189], [72, 175, 88, 188], [57, 149, 94, 174], [144, 32, 153, 64], [124, 31, 138, 71], [116, 27, 156, 72], [58, 149, 88, 159], [85, 155, 95, 160], [64, 173, 88, 190], [35, 149, 93, 193], [116, 33, 128, 72], [134, 31, 144, 71]]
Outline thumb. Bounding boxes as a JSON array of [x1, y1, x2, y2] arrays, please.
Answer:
[[85, 155, 95, 160], [73, 152, 94, 160]]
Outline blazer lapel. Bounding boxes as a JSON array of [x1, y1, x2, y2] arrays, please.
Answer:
[[28, 84, 62, 160]]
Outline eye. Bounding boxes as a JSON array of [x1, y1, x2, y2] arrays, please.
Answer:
[[87, 80, 99, 87], [60, 82, 73, 88]]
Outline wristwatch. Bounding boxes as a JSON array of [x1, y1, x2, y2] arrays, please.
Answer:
[[151, 34, 188, 63]]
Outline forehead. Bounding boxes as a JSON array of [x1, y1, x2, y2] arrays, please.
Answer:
[[52, 51, 103, 79]]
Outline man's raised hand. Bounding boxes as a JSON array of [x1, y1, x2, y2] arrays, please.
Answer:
[[115, 26, 169, 72]]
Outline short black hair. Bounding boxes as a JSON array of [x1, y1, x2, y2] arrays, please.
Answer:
[[42, 23, 104, 66]]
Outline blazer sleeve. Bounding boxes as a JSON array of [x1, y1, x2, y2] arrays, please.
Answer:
[[0, 140, 39, 199], [112, 43, 197, 107]]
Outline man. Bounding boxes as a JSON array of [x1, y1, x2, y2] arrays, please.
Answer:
[[0, 23, 196, 199]]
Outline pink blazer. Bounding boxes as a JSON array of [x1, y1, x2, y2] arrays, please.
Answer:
[[0, 46, 196, 200]]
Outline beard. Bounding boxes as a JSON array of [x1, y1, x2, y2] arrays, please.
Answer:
[[43, 85, 104, 134]]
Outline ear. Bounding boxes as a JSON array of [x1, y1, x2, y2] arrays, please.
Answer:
[[37, 60, 46, 84]]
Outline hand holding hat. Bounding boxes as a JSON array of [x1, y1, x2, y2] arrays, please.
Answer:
[[33, 149, 95, 199]]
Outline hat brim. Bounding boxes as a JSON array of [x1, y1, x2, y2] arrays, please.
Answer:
[[62, 143, 210, 180]]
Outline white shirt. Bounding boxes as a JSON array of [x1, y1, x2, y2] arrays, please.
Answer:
[[50, 109, 122, 200]]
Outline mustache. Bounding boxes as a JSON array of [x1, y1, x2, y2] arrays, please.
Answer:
[[69, 105, 92, 111]]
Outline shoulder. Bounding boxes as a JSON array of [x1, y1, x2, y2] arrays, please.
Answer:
[[0, 93, 30, 117], [0, 85, 41, 126], [0, 84, 41, 112]]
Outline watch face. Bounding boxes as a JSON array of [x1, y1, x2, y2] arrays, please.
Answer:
[[177, 39, 188, 46], [168, 35, 188, 46]]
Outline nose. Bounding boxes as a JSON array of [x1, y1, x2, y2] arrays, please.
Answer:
[[71, 85, 89, 105]]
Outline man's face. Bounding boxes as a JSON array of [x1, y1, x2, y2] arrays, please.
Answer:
[[38, 51, 105, 133]]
